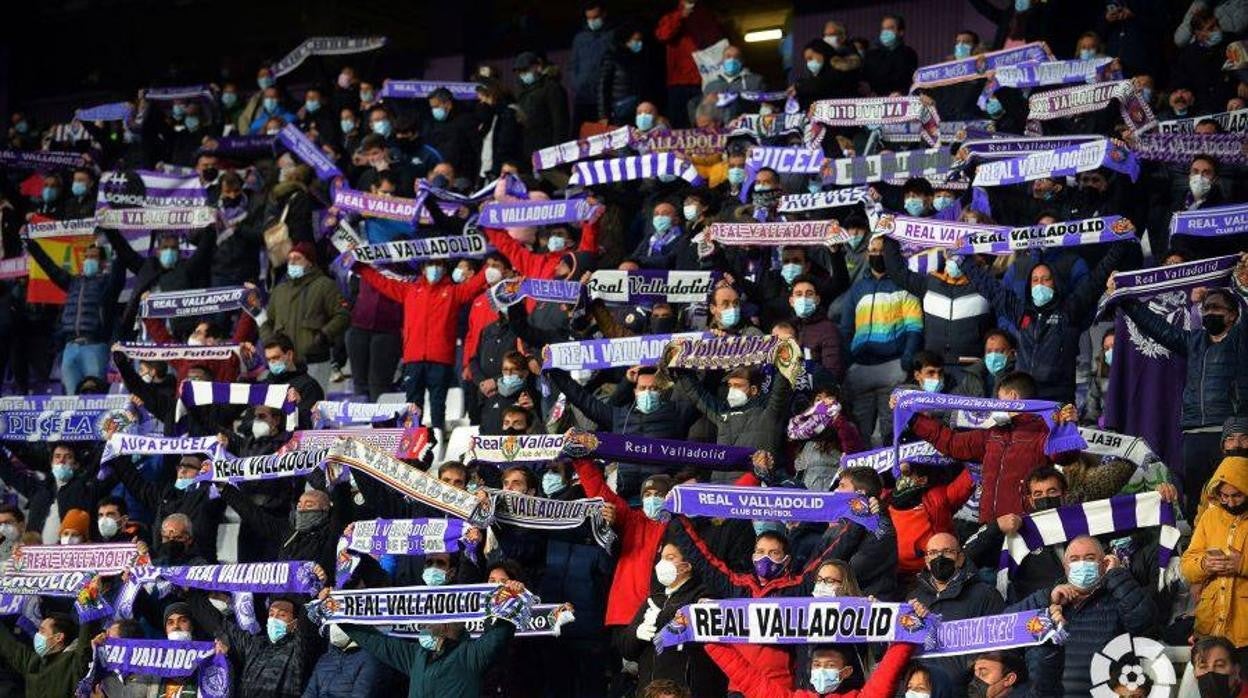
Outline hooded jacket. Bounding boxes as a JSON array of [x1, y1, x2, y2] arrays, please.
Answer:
[[355, 264, 487, 365], [1180, 457, 1248, 647]]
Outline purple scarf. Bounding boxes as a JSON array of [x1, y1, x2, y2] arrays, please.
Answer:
[[276, 124, 343, 181], [335, 518, 470, 587], [663, 484, 879, 531], [892, 389, 1086, 459], [972, 138, 1138, 187], [1170, 202, 1248, 238], [910, 42, 1053, 89], [380, 80, 480, 101], [78, 639, 231, 698], [479, 198, 596, 228]]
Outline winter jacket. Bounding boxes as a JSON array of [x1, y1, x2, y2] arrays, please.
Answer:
[[962, 521, 1065, 603], [1007, 567, 1156, 696], [616, 579, 726, 698], [1174, 33, 1240, 113], [346, 621, 513, 698], [573, 458, 667, 627], [211, 195, 265, 286], [548, 369, 693, 439], [260, 265, 350, 365], [538, 483, 616, 641], [483, 220, 599, 280], [219, 481, 352, 577], [599, 45, 655, 122], [704, 70, 766, 120], [301, 644, 383, 698], [910, 413, 1076, 523], [890, 468, 976, 574], [675, 372, 791, 456], [0, 447, 116, 544], [705, 641, 914, 698], [882, 237, 992, 363], [350, 278, 403, 335], [570, 25, 615, 102], [142, 315, 251, 382], [423, 110, 480, 178], [515, 73, 570, 159], [962, 241, 1129, 403], [355, 265, 486, 365], [462, 293, 501, 371], [26, 236, 126, 343], [862, 41, 919, 96], [1180, 457, 1248, 647], [655, 2, 724, 87], [0, 621, 96, 698], [475, 102, 524, 178], [911, 563, 1005, 684], [104, 225, 217, 340], [110, 444, 227, 562], [1122, 298, 1248, 430], [838, 273, 923, 367], [218, 615, 318, 698]]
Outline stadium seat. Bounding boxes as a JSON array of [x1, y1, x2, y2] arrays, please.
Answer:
[[443, 424, 478, 464]]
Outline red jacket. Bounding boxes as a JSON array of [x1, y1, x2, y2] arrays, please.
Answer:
[[890, 468, 976, 575], [573, 458, 667, 627], [910, 413, 1074, 524], [462, 293, 500, 371], [356, 266, 488, 365], [655, 2, 725, 87], [482, 219, 599, 280], [705, 642, 915, 698], [142, 315, 253, 382]]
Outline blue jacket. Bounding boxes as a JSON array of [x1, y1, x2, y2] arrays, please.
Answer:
[[1122, 294, 1248, 429], [345, 623, 513, 698], [302, 645, 383, 698], [569, 26, 615, 100], [26, 237, 125, 343]]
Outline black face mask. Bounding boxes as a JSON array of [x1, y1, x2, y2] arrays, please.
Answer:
[[1197, 671, 1235, 698], [430, 174, 450, 190], [201, 167, 219, 182], [1224, 500, 1248, 516], [162, 540, 187, 559], [650, 316, 677, 334], [1203, 313, 1229, 336], [503, 427, 527, 435], [868, 255, 886, 274], [220, 195, 243, 208], [1032, 495, 1063, 512], [1224, 447, 1248, 458], [966, 678, 995, 698], [928, 555, 958, 583]]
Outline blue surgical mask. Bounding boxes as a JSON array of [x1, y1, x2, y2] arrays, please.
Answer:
[[417, 630, 438, 651], [431, 106, 448, 122], [635, 390, 661, 414], [1205, 30, 1224, 46], [880, 29, 898, 47], [542, 471, 566, 496], [41, 186, 57, 203], [933, 195, 953, 211], [727, 167, 746, 185], [904, 197, 926, 216], [498, 374, 525, 396], [82, 258, 100, 277], [360, 90, 375, 103], [372, 119, 392, 136], [1139, 88, 1153, 104], [221, 92, 238, 108], [287, 263, 306, 279], [642, 495, 665, 520], [921, 377, 942, 392], [159, 248, 178, 269], [171, 103, 186, 119], [628, 40, 643, 54], [305, 99, 320, 113], [683, 204, 700, 222], [14, 120, 29, 134], [635, 112, 655, 131], [808, 181, 822, 194], [546, 235, 567, 252], [184, 115, 200, 131], [425, 266, 444, 283], [452, 267, 468, 284], [722, 58, 742, 76], [652, 214, 673, 233], [1079, 48, 1096, 61], [266, 617, 288, 643], [1068, 559, 1101, 589], [340, 119, 356, 133], [719, 306, 739, 327], [257, 76, 274, 90], [1031, 284, 1055, 307], [519, 71, 537, 86], [792, 296, 817, 318], [1104, 348, 1113, 366], [52, 464, 73, 483], [986, 97, 1004, 118], [587, 17, 604, 31], [267, 360, 288, 376], [985, 351, 1008, 375], [944, 258, 962, 278], [71, 181, 88, 197], [781, 263, 803, 284], [806, 59, 824, 75], [1015, 0, 1031, 11], [263, 97, 279, 113], [811, 667, 843, 694], [33, 633, 50, 657], [954, 42, 972, 59], [422, 566, 448, 586], [174, 477, 194, 491]]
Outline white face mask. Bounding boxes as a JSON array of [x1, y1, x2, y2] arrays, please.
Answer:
[[655, 559, 680, 586], [328, 624, 353, 648], [60, 534, 82, 545], [727, 387, 749, 408], [167, 630, 192, 642], [990, 411, 1012, 425], [98, 516, 120, 538], [1189, 173, 1212, 199], [251, 420, 272, 439], [209, 598, 230, 614], [812, 582, 841, 598], [484, 266, 503, 285]]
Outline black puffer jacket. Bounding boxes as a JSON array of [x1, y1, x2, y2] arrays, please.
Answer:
[[103, 225, 216, 339], [912, 562, 1006, 684], [674, 372, 791, 456], [882, 236, 993, 364], [617, 578, 727, 698], [111, 450, 226, 563], [219, 481, 353, 576], [218, 615, 321, 698]]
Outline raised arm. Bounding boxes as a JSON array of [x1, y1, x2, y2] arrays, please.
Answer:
[[672, 371, 723, 422], [961, 254, 1025, 323], [23, 238, 73, 291], [881, 237, 928, 298], [461, 619, 517, 673], [354, 264, 409, 304], [343, 625, 418, 673], [1120, 300, 1188, 356], [546, 368, 614, 428], [482, 227, 541, 277], [703, 644, 793, 698], [669, 515, 738, 599], [909, 413, 990, 463], [1066, 241, 1132, 328], [102, 226, 145, 274]]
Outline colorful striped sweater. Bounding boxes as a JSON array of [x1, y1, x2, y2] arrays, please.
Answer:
[[838, 274, 923, 367]]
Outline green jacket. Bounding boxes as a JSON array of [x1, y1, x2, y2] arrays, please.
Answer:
[[260, 266, 349, 364], [0, 620, 96, 698], [345, 622, 513, 698]]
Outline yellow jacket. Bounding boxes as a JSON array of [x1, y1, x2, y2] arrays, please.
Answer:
[[1180, 457, 1248, 645]]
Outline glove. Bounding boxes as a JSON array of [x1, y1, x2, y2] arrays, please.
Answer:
[[635, 598, 661, 641], [635, 621, 657, 642]]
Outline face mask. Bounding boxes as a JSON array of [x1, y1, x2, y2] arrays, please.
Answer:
[[928, 554, 958, 582], [329, 624, 352, 648], [984, 351, 1008, 375], [0, 524, 18, 542], [933, 195, 953, 212], [1030, 284, 1054, 307], [880, 29, 898, 46], [719, 306, 739, 328], [498, 374, 525, 396], [268, 356, 289, 375], [431, 106, 448, 122], [810, 667, 842, 693], [954, 42, 973, 59], [1197, 672, 1235, 697], [753, 554, 789, 580], [81, 258, 101, 277], [848, 233, 864, 248], [1205, 30, 1224, 46], [69, 180, 90, 198], [587, 16, 604, 30], [60, 534, 82, 545], [682, 204, 700, 222], [167, 630, 192, 642], [655, 559, 679, 586], [727, 166, 746, 185], [1103, 348, 1113, 366], [159, 248, 178, 269], [173, 477, 194, 491], [14, 120, 29, 134], [305, 99, 321, 113], [1068, 559, 1101, 589], [97, 517, 120, 538], [921, 377, 941, 393], [287, 263, 306, 280], [986, 97, 1005, 118], [812, 582, 841, 598], [417, 631, 438, 651], [642, 496, 665, 520], [723, 58, 742, 75], [1031, 495, 1062, 512], [262, 97, 279, 113], [727, 387, 750, 408], [422, 566, 448, 586], [542, 472, 566, 496], [266, 127, 280, 136], [546, 235, 567, 252], [904, 197, 926, 216], [1138, 87, 1153, 103], [519, 71, 537, 86], [806, 59, 824, 75], [824, 35, 841, 49], [792, 297, 817, 318], [1202, 313, 1228, 336], [360, 89, 375, 103], [33, 633, 50, 657], [635, 390, 661, 414], [52, 464, 74, 483], [780, 263, 803, 284], [1080, 48, 1097, 61], [1015, 0, 1031, 11], [484, 266, 503, 284], [372, 119, 392, 136], [41, 186, 58, 203], [868, 255, 886, 274], [294, 509, 329, 532], [340, 118, 356, 133], [251, 419, 273, 440], [628, 40, 643, 53], [425, 266, 444, 283], [266, 617, 288, 643], [451, 267, 468, 284], [220, 91, 239, 109], [184, 115, 201, 131], [944, 258, 962, 278], [1190, 173, 1212, 198], [209, 598, 229, 613], [635, 112, 655, 131]]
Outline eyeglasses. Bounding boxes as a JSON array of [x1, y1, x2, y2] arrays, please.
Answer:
[[816, 576, 843, 585], [924, 549, 958, 559]]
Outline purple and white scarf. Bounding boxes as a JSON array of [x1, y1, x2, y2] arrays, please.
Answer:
[[380, 80, 480, 101], [138, 285, 259, 318], [654, 597, 933, 652], [972, 138, 1138, 187], [99, 433, 226, 464], [567, 154, 703, 187], [270, 37, 387, 78], [490, 490, 617, 552], [585, 270, 719, 305], [778, 186, 873, 213], [872, 212, 997, 249], [281, 427, 432, 461], [1134, 133, 1248, 166], [335, 518, 470, 587], [840, 442, 955, 475], [0, 570, 112, 622], [558, 430, 771, 473], [532, 127, 634, 171], [540, 331, 711, 371], [276, 124, 343, 181], [349, 235, 487, 265], [96, 169, 208, 210], [382, 603, 570, 639], [6, 543, 145, 576], [23, 217, 97, 239], [727, 112, 809, 140], [950, 215, 1138, 255], [0, 256, 27, 280], [96, 206, 217, 231], [634, 128, 728, 158], [478, 198, 597, 228], [0, 394, 131, 412], [910, 42, 1053, 90], [1095, 253, 1239, 319], [1025, 81, 1156, 135], [175, 381, 297, 432], [143, 85, 214, 102], [1079, 427, 1160, 467], [487, 277, 583, 310], [916, 609, 1065, 657], [808, 97, 941, 147], [311, 583, 537, 629], [658, 335, 805, 386], [957, 135, 1106, 164], [115, 343, 241, 362], [197, 449, 329, 488], [79, 639, 230, 698], [824, 147, 953, 186], [0, 149, 90, 170], [715, 90, 789, 107], [1157, 107, 1248, 134], [332, 187, 421, 223], [980, 57, 1118, 108], [745, 146, 825, 175], [707, 220, 853, 246], [882, 120, 996, 144], [203, 135, 276, 157], [663, 484, 879, 531], [1170, 202, 1248, 238], [892, 390, 1086, 459], [467, 433, 568, 464], [995, 491, 1179, 595], [0, 409, 109, 442], [312, 400, 418, 429], [75, 101, 133, 123]]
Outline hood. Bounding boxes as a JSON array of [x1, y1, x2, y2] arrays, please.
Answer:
[[1207, 457, 1248, 503]]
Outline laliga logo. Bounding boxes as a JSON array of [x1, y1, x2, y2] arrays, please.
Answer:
[[1089, 633, 1175, 697]]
